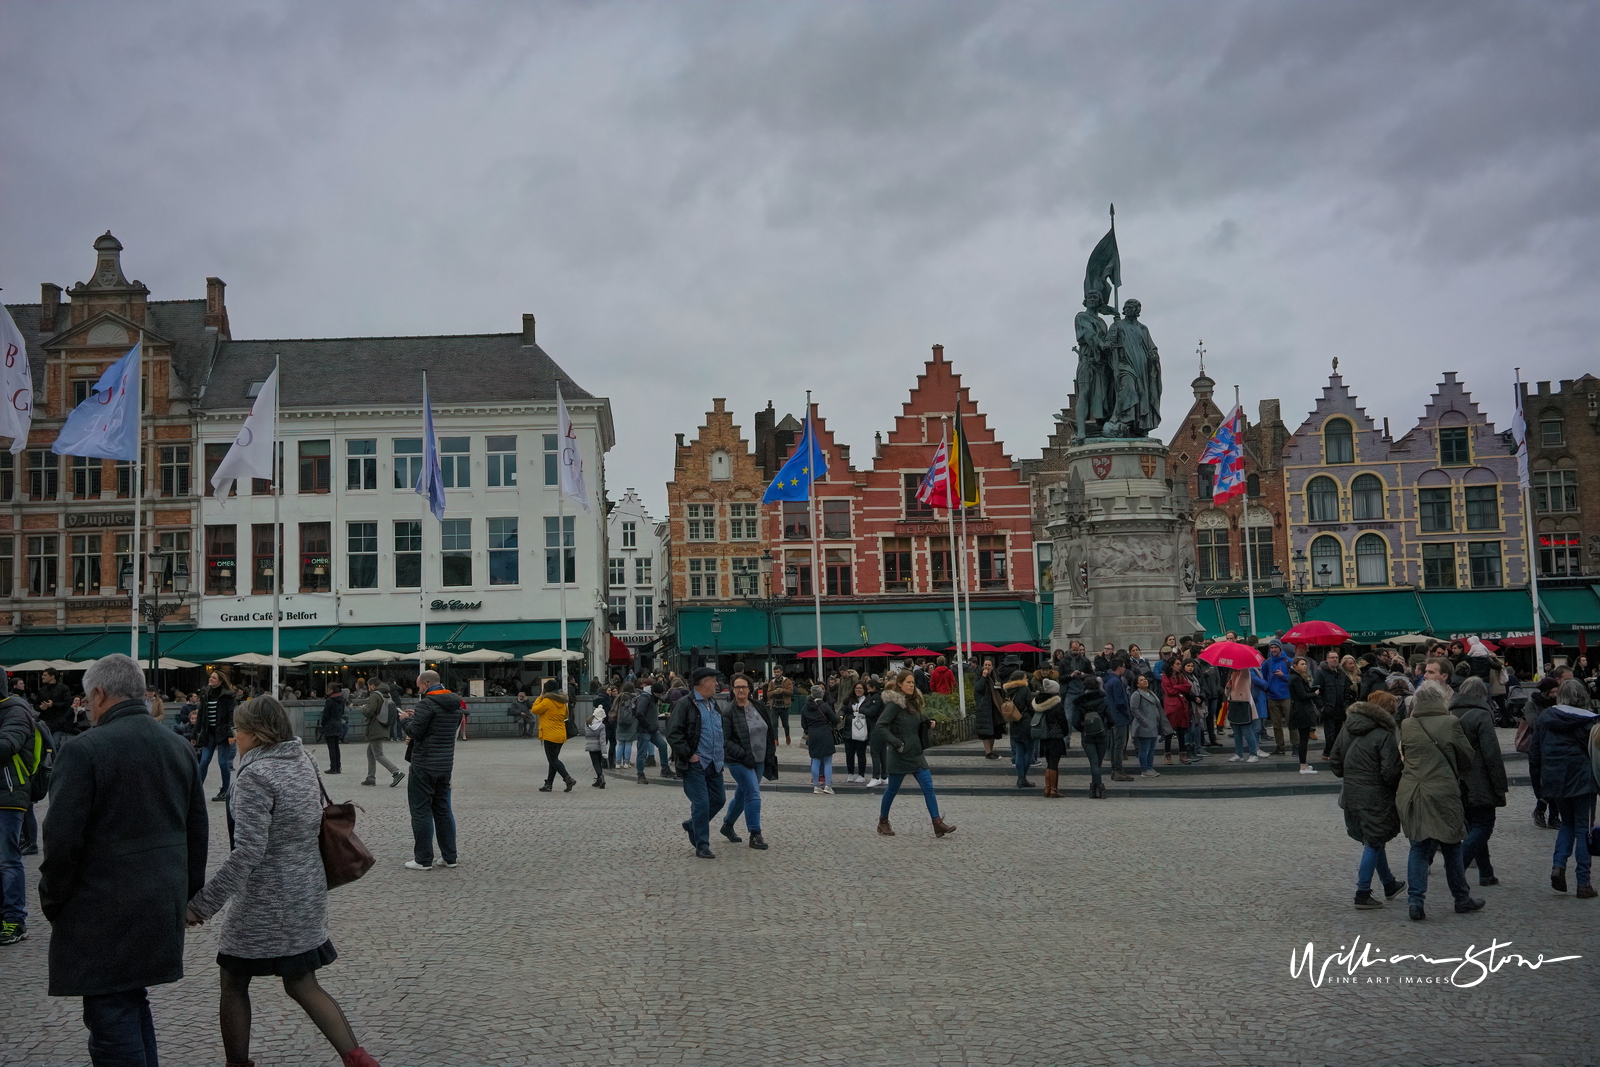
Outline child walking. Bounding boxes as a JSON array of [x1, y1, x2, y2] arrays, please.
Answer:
[[584, 708, 607, 788]]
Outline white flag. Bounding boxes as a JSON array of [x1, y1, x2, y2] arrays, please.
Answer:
[[556, 383, 590, 512], [211, 366, 278, 503], [1511, 383, 1530, 491], [0, 305, 34, 455]]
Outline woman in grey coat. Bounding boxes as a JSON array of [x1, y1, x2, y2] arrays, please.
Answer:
[[186, 696, 380, 1067], [1329, 696, 1406, 909]]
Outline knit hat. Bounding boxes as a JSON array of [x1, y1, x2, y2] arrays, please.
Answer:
[[1040, 678, 1060, 695]]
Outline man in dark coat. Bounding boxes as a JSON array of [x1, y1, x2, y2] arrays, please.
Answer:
[[1314, 651, 1349, 759], [667, 668, 726, 859], [1449, 677, 1508, 887], [38, 653, 208, 1064], [34, 668, 74, 737], [400, 671, 460, 871], [321, 681, 348, 774], [1102, 661, 1134, 782]]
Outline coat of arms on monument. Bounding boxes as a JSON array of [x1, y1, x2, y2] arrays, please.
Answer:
[[1140, 454, 1157, 479], [1091, 455, 1112, 479]]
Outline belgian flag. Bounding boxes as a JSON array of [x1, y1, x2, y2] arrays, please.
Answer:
[[952, 408, 979, 508]]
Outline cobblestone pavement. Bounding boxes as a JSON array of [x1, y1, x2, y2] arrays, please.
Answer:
[[5, 738, 1595, 1067]]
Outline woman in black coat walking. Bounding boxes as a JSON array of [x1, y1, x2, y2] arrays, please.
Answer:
[[972, 660, 1005, 760], [1328, 697, 1407, 908], [872, 670, 956, 837], [800, 686, 840, 795], [193, 670, 239, 802]]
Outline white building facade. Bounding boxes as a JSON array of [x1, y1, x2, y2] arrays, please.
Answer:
[[604, 488, 668, 669], [194, 317, 615, 679]]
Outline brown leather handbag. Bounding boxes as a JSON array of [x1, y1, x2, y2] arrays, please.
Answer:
[[310, 758, 376, 889]]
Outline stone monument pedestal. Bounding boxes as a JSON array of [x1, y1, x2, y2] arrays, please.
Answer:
[[1047, 438, 1199, 652]]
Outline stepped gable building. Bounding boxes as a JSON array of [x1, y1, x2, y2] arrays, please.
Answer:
[[605, 488, 668, 669], [1280, 370, 1527, 641], [1519, 374, 1600, 648], [1164, 367, 1290, 594], [666, 397, 774, 606], [1, 232, 213, 645]]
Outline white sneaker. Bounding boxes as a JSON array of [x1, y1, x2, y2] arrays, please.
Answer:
[[1300, 766, 1318, 774], [1227, 754, 1243, 763], [1246, 755, 1260, 763], [1141, 769, 1160, 778], [813, 786, 822, 794], [822, 785, 835, 795], [403, 860, 432, 872], [433, 859, 459, 868]]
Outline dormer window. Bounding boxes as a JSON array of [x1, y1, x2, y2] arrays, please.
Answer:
[[1324, 418, 1354, 464]]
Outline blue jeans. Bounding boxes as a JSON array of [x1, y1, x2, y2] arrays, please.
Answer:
[[1186, 720, 1204, 755], [681, 760, 726, 849], [83, 988, 159, 1066], [196, 740, 234, 790], [725, 762, 762, 834], [1462, 806, 1497, 881], [881, 768, 940, 819], [637, 729, 671, 773], [407, 766, 457, 866], [1232, 721, 1260, 757], [0, 808, 24, 924], [1357, 843, 1395, 893], [1407, 838, 1471, 908], [1011, 738, 1037, 781], [1551, 795, 1594, 887], [1136, 737, 1156, 771], [810, 758, 833, 786], [617, 740, 633, 764]]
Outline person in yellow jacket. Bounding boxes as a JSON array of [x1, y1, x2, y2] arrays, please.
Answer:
[[533, 679, 576, 793]]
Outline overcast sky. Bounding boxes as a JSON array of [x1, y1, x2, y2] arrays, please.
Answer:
[[3, 0, 1595, 516]]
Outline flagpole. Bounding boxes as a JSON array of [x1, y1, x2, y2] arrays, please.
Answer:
[[807, 393, 823, 679], [556, 384, 570, 694], [270, 355, 282, 696], [1236, 386, 1257, 636], [1515, 370, 1545, 677], [957, 415, 974, 692], [131, 330, 143, 661], [943, 417, 966, 719], [418, 373, 430, 678]]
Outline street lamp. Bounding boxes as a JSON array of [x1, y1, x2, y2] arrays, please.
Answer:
[[1236, 608, 1249, 636], [122, 549, 192, 694], [710, 613, 722, 673]]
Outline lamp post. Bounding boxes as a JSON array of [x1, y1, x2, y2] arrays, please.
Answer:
[[1236, 607, 1250, 636], [1278, 548, 1327, 624], [122, 549, 192, 695], [710, 613, 722, 673], [745, 550, 792, 680]]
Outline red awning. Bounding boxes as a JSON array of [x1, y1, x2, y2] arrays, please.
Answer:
[[608, 635, 633, 665]]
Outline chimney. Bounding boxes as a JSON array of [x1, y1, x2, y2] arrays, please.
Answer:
[[522, 314, 537, 346], [1382, 417, 1390, 438], [712, 398, 726, 413], [39, 283, 61, 334], [932, 343, 944, 362], [204, 277, 229, 337], [874, 431, 883, 459], [1258, 399, 1280, 426], [675, 432, 685, 449]]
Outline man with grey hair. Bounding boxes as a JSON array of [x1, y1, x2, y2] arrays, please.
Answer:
[[1396, 679, 1482, 921], [38, 653, 208, 1065]]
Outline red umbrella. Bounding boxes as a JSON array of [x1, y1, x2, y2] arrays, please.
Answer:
[[1199, 641, 1264, 669], [1495, 635, 1559, 649], [902, 648, 940, 657], [869, 643, 910, 655], [844, 646, 886, 657], [998, 643, 1048, 654], [946, 642, 1004, 653], [797, 648, 846, 659], [1280, 621, 1350, 646]]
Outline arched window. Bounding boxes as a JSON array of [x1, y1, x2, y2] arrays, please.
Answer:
[[1306, 476, 1340, 523], [1310, 535, 1343, 588], [1351, 474, 1384, 520], [1355, 533, 1388, 586], [1246, 472, 1262, 498], [1196, 463, 1214, 501], [1325, 418, 1354, 464]]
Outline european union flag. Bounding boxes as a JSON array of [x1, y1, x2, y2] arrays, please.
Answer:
[[762, 409, 828, 503]]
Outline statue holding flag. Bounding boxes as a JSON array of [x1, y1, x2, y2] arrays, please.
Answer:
[[1071, 206, 1164, 440]]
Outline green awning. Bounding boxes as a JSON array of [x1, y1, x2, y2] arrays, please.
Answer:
[[170, 627, 342, 661], [433, 620, 589, 655], [0, 630, 144, 664], [1198, 596, 1293, 639], [310, 624, 448, 656], [676, 608, 777, 652], [1306, 591, 1426, 641], [68, 630, 169, 662], [1421, 589, 1539, 639], [1537, 587, 1600, 629], [676, 601, 1044, 653]]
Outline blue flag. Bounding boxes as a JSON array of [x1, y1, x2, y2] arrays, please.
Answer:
[[763, 408, 829, 503], [415, 374, 446, 521], [53, 340, 141, 461]]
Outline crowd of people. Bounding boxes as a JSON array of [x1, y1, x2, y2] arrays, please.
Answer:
[[0, 635, 1596, 1063]]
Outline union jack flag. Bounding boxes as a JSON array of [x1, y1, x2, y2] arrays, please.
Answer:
[[916, 433, 955, 509], [1200, 404, 1247, 503]]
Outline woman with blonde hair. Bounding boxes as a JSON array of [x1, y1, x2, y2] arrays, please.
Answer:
[[187, 696, 381, 1067], [871, 669, 956, 837]]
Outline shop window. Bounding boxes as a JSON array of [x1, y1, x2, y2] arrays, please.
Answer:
[[252, 523, 280, 594], [299, 522, 331, 592]]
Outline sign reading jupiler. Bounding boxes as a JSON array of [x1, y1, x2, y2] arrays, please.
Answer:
[[65, 511, 137, 529]]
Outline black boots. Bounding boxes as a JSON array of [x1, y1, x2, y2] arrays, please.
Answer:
[[564, 774, 577, 792], [720, 822, 742, 843]]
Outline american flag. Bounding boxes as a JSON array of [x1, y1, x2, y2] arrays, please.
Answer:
[[916, 432, 955, 509], [1201, 404, 1247, 503]]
